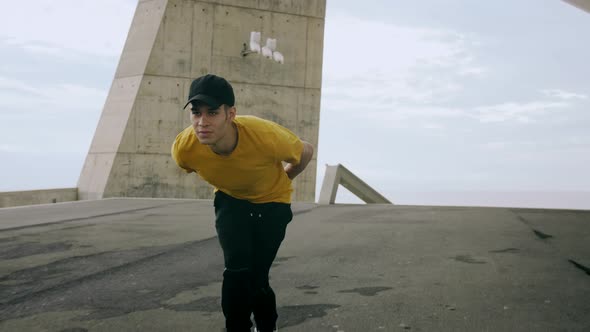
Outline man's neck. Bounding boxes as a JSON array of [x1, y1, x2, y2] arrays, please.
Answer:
[[210, 122, 238, 156]]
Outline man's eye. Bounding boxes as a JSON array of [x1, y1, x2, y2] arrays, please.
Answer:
[[192, 111, 201, 115], [208, 112, 217, 116]]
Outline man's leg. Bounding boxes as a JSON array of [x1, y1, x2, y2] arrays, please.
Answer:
[[214, 192, 255, 332], [251, 203, 293, 332]]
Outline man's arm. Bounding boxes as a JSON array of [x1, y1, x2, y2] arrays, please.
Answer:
[[171, 134, 196, 174], [284, 141, 314, 180]]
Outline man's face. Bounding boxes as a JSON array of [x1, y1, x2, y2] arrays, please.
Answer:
[[190, 103, 235, 145]]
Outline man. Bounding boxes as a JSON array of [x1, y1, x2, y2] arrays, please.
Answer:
[[171, 74, 314, 332]]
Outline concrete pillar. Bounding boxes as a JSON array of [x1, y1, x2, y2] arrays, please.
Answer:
[[562, 0, 590, 13], [318, 164, 393, 205], [78, 0, 326, 202]]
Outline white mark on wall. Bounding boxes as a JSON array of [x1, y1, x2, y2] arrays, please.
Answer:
[[250, 31, 261, 53], [241, 31, 284, 64]]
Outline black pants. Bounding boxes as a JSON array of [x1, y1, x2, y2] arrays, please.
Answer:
[[214, 191, 293, 332]]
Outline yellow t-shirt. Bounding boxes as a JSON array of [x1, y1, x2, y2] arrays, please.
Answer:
[[171, 115, 304, 203]]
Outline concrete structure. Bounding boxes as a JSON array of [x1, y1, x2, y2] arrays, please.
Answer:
[[563, 0, 590, 13], [318, 164, 392, 205], [1, 199, 589, 331], [0, 188, 77, 208], [77, 0, 326, 202]]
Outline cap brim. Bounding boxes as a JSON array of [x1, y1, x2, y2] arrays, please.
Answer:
[[183, 94, 222, 110]]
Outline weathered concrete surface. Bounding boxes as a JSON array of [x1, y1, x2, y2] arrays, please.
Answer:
[[0, 188, 77, 208], [0, 199, 589, 331], [563, 0, 590, 14]]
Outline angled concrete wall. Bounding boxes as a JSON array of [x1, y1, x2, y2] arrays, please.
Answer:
[[78, 0, 325, 202], [318, 164, 392, 205], [0, 188, 78, 208], [562, 0, 590, 13]]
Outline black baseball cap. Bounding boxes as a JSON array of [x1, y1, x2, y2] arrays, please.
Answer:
[[183, 74, 235, 109]]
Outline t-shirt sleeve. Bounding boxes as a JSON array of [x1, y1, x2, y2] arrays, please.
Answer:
[[171, 133, 195, 173], [270, 122, 304, 164]]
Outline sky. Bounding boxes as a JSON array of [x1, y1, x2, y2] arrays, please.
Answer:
[[0, 0, 589, 208]]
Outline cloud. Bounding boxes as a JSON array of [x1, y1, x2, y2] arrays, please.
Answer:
[[0, 76, 107, 114], [324, 97, 577, 129], [0, 0, 135, 58], [458, 66, 488, 77], [0, 76, 41, 95], [321, 13, 589, 132], [472, 101, 570, 123], [541, 89, 588, 100], [0, 144, 23, 153], [481, 140, 537, 150], [0, 76, 105, 154], [323, 13, 485, 105], [321, 12, 491, 133], [481, 136, 590, 154]]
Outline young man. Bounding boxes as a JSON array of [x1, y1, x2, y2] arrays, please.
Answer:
[[171, 74, 314, 332]]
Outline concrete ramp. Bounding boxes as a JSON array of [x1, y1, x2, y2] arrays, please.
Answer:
[[1, 199, 589, 331], [319, 164, 392, 204]]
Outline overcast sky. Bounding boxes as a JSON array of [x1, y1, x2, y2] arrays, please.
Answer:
[[1, 0, 589, 208]]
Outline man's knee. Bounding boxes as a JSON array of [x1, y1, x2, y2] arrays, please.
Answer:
[[222, 267, 253, 299], [223, 266, 251, 280]]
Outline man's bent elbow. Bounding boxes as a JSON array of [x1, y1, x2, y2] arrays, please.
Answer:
[[303, 141, 314, 160]]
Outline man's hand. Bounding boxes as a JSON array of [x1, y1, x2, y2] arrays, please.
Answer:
[[284, 141, 314, 180]]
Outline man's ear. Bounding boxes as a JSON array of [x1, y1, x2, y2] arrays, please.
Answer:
[[227, 105, 237, 120]]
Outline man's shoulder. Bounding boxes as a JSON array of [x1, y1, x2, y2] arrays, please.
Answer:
[[235, 115, 270, 126], [235, 115, 284, 133], [173, 126, 197, 152]]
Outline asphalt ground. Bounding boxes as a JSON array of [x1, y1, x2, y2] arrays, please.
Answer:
[[0, 198, 589, 331]]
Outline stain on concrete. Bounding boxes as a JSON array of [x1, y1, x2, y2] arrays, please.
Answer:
[[274, 256, 294, 263], [277, 304, 340, 328], [0, 241, 74, 260], [490, 248, 520, 254], [0, 202, 188, 232], [304, 291, 318, 295], [296, 285, 319, 290], [166, 296, 220, 312], [44, 224, 95, 234], [293, 209, 315, 218], [0, 237, 18, 244], [272, 256, 295, 267], [514, 213, 555, 241], [338, 286, 392, 296], [59, 328, 88, 332], [453, 255, 487, 264], [568, 259, 590, 276], [0, 237, 224, 322], [533, 229, 553, 240]]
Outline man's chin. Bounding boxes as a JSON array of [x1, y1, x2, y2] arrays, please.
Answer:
[[195, 135, 212, 144]]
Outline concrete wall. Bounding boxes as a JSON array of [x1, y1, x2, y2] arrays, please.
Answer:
[[562, 0, 590, 14], [0, 188, 77, 208], [78, 0, 325, 202]]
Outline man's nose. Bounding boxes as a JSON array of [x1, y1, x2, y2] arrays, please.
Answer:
[[198, 115, 209, 126]]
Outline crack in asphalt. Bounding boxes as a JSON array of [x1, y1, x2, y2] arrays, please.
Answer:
[[0, 201, 195, 232], [568, 259, 590, 276], [0, 236, 222, 321]]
